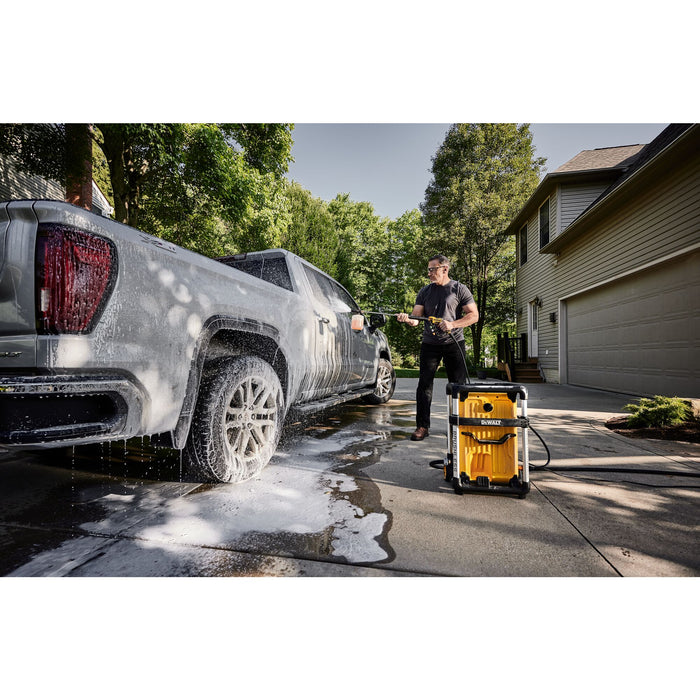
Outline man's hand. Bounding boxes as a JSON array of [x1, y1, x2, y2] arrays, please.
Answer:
[[438, 319, 455, 332], [397, 312, 419, 327]]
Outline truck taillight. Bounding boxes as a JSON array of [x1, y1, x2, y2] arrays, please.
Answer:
[[35, 224, 117, 334]]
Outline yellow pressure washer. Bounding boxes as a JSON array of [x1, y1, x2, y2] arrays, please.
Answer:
[[440, 382, 531, 498]]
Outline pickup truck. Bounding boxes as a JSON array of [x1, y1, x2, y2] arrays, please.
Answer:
[[0, 200, 396, 482]]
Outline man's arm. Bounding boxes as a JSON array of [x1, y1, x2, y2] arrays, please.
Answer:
[[439, 302, 479, 332]]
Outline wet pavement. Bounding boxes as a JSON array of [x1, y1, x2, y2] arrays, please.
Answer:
[[1, 378, 698, 576]]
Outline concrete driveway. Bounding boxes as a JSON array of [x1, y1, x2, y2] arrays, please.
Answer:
[[0, 378, 698, 577], [378, 378, 699, 576]]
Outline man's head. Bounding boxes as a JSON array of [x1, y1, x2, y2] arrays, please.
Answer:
[[427, 255, 450, 285]]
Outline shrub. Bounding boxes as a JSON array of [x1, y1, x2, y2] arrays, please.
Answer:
[[622, 396, 691, 428]]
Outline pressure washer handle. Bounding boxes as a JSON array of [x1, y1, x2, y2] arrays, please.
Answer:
[[363, 311, 443, 324], [410, 315, 443, 324]]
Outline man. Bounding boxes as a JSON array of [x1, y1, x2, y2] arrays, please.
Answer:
[[397, 255, 479, 441]]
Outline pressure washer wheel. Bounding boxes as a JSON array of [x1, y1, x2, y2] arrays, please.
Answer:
[[444, 456, 452, 482], [451, 477, 463, 495]]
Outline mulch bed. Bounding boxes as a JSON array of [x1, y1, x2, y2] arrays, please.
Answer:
[[605, 416, 700, 443]]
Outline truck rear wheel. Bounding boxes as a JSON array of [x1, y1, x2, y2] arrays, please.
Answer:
[[184, 356, 284, 483]]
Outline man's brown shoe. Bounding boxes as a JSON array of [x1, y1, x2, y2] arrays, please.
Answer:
[[410, 427, 429, 441]]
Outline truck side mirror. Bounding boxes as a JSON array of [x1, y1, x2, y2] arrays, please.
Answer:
[[368, 313, 387, 331]]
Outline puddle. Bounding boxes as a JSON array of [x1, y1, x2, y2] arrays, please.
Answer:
[[3, 399, 410, 573]]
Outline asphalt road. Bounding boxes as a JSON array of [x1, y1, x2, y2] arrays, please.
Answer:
[[1, 378, 698, 577]]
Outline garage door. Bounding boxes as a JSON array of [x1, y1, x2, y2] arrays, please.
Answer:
[[566, 251, 700, 397]]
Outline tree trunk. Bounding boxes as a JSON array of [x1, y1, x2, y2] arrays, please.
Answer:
[[99, 126, 140, 226], [65, 124, 92, 210]]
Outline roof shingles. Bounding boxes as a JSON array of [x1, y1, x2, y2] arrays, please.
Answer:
[[554, 144, 646, 173]]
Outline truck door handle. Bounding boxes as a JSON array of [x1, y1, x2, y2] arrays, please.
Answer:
[[318, 317, 330, 323]]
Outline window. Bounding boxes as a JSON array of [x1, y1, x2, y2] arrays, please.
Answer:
[[302, 264, 329, 304], [539, 199, 550, 248], [219, 254, 293, 291], [519, 224, 528, 265], [327, 280, 358, 313], [302, 264, 359, 313]]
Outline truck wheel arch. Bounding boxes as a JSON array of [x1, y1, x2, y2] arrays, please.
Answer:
[[168, 315, 289, 450]]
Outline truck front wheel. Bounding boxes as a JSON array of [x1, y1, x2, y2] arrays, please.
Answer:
[[363, 358, 396, 404], [184, 356, 284, 483]]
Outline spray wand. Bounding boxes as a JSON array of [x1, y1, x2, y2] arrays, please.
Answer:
[[360, 310, 470, 381], [362, 311, 444, 325]]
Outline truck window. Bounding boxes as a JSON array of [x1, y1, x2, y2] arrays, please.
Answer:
[[219, 256, 293, 291], [302, 264, 359, 313]]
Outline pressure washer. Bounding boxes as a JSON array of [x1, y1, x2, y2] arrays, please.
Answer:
[[432, 382, 532, 497]]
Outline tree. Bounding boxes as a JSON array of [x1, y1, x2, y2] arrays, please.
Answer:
[[94, 123, 293, 230], [421, 123, 544, 364], [382, 210, 428, 366], [281, 182, 340, 276], [222, 124, 295, 178], [327, 194, 391, 310], [0, 123, 295, 259], [64, 124, 93, 209]]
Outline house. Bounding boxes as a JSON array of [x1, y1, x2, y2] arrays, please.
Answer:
[[0, 153, 113, 218], [504, 124, 700, 398]]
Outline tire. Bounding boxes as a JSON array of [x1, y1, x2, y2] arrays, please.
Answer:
[[363, 358, 396, 404], [184, 356, 284, 483]]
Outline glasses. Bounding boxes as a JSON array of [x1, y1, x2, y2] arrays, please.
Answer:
[[427, 266, 446, 273]]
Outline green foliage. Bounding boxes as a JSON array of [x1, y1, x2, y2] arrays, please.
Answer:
[[327, 194, 391, 308], [623, 396, 691, 428], [0, 123, 66, 182], [382, 210, 429, 365], [281, 182, 339, 275], [237, 173, 291, 253], [93, 123, 294, 258], [421, 123, 544, 363], [0, 123, 294, 260], [221, 124, 294, 177], [91, 135, 114, 205]]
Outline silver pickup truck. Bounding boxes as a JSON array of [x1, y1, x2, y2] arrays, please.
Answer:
[[0, 200, 395, 482]]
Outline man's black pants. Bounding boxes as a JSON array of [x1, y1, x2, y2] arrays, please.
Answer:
[[416, 339, 467, 429]]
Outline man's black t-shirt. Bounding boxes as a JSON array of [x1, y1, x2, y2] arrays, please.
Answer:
[[415, 280, 474, 345]]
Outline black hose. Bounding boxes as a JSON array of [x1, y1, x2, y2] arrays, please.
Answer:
[[429, 422, 700, 479], [447, 329, 471, 385], [535, 466, 700, 478], [528, 423, 551, 469]]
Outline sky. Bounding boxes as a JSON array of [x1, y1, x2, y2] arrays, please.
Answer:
[[286, 123, 670, 221]]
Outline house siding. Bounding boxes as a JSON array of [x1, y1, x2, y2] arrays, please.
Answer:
[[554, 155, 699, 294], [0, 155, 63, 201], [1, 154, 112, 217], [559, 182, 611, 230], [515, 190, 561, 381], [516, 140, 700, 389]]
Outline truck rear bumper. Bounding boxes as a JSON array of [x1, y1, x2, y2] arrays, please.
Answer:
[[0, 374, 144, 447]]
